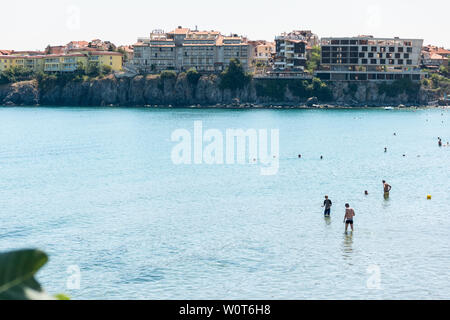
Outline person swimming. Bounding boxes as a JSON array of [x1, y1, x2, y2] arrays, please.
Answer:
[[383, 180, 392, 199], [365, 190, 369, 196]]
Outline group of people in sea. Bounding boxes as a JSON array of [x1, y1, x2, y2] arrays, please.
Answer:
[[301, 129, 446, 233], [320, 180, 392, 233]]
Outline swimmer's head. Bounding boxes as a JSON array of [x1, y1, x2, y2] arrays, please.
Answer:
[[345, 203, 350, 208]]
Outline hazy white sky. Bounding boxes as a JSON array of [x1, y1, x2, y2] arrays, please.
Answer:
[[2, 0, 449, 50]]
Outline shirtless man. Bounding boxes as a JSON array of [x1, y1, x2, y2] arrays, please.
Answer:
[[343, 204, 355, 232], [383, 180, 392, 199]]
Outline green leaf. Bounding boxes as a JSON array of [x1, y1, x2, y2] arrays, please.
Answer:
[[54, 293, 71, 300], [0, 249, 54, 300]]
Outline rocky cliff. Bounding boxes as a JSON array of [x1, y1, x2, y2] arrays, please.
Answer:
[[0, 74, 441, 107]]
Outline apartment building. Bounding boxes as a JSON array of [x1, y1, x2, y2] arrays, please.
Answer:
[[0, 55, 45, 72], [249, 41, 275, 68], [0, 51, 123, 73], [132, 27, 250, 73], [316, 36, 424, 81], [273, 32, 307, 72]]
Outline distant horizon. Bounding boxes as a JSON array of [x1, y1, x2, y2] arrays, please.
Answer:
[[3, 0, 449, 51]]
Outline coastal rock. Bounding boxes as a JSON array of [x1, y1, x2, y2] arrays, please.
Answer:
[[0, 80, 39, 105], [306, 97, 319, 106], [0, 75, 443, 107]]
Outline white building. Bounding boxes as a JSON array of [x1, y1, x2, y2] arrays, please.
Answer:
[[132, 27, 250, 73]]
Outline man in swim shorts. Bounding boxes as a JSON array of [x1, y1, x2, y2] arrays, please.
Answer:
[[344, 204, 355, 232], [322, 195, 332, 217], [383, 180, 392, 199]]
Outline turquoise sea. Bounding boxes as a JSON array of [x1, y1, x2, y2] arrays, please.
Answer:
[[0, 106, 449, 300]]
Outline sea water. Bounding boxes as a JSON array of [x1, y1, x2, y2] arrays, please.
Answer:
[[0, 106, 449, 300]]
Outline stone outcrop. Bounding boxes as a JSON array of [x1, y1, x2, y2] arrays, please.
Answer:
[[0, 80, 39, 106], [0, 74, 442, 107]]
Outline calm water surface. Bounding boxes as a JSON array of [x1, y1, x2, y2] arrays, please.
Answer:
[[0, 106, 449, 300]]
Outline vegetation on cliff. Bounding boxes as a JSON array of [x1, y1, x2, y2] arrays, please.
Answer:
[[219, 58, 252, 91], [255, 77, 333, 102], [306, 46, 321, 74], [0, 62, 113, 89], [377, 78, 421, 99]]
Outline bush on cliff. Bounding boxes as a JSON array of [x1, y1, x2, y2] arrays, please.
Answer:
[[158, 70, 177, 90], [186, 68, 201, 86], [378, 78, 420, 98], [160, 70, 177, 81], [0, 66, 34, 84], [219, 58, 252, 91], [255, 77, 332, 102]]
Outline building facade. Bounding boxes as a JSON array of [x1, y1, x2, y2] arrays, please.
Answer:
[[249, 41, 275, 67], [316, 36, 424, 81], [0, 51, 123, 73], [273, 32, 307, 72], [132, 27, 250, 73]]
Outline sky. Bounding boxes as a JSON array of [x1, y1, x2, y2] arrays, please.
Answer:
[[2, 0, 449, 51]]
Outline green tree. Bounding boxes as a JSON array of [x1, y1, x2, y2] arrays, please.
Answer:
[[101, 65, 113, 75], [306, 46, 321, 74], [86, 61, 101, 77], [219, 58, 252, 91]]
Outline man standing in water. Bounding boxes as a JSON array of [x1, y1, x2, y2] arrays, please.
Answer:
[[322, 195, 332, 217], [383, 180, 392, 199], [344, 204, 355, 232]]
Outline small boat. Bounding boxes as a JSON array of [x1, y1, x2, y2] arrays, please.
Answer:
[[384, 107, 394, 110]]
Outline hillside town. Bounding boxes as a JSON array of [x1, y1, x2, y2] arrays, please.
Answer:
[[1, 26, 449, 83]]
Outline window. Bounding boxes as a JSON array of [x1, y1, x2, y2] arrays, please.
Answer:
[[359, 52, 365, 58], [368, 52, 374, 58], [380, 59, 386, 64], [371, 59, 377, 64], [361, 59, 368, 64], [371, 46, 377, 52], [395, 53, 401, 58], [404, 53, 409, 59], [389, 47, 395, 52], [398, 59, 404, 64], [398, 47, 404, 53], [407, 60, 412, 65], [361, 46, 368, 52], [407, 47, 412, 53]]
